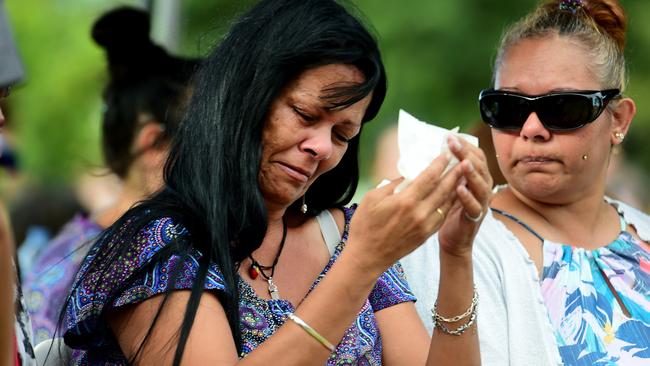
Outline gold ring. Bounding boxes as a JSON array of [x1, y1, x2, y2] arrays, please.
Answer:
[[435, 207, 446, 220]]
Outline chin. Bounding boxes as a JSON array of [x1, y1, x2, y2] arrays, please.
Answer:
[[261, 187, 303, 208], [511, 175, 567, 202]]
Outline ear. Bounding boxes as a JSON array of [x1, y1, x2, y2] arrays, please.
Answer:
[[609, 97, 636, 146], [133, 122, 167, 154]]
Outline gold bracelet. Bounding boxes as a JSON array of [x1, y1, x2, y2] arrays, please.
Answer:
[[287, 313, 336, 352]]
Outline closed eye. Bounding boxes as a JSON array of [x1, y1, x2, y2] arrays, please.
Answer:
[[293, 106, 315, 122], [334, 132, 351, 143]]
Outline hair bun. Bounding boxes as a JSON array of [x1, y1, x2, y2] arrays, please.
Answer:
[[92, 7, 174, 83], [92, 7, 154, 56], [583, 0, 627, 51]]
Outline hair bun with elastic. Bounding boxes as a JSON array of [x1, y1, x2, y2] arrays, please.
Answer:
[[91, 6, 170, 83], [583, 0, 627, 51], [92, 7, 161, 59], [554, 0, 627, 51]]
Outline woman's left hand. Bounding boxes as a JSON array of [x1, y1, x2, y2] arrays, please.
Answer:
[[437, 135, 493, 257]]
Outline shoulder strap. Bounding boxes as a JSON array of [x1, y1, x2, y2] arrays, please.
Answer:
[[315, 209, 341, 256], [608, 201, 628, 232], [490, 207, 545, 243]]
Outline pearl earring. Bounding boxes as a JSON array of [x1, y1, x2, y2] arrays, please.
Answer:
[[615, 132, 625, 141], [301, 195, 308, 214], [582, 154, 588, 160]]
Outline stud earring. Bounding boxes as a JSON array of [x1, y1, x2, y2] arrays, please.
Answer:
[[582, 154, 589, 160], [615, 132, 625, 141], [301, 195, 308, 214], [495, 154, 500, 159]]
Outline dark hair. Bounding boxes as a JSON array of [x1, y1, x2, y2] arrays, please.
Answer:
[[494, 0, 627, 91], [93, 6, 200, 178], [64, 0, 385, 364]]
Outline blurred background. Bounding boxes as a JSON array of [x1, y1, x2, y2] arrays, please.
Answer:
[[2, 0, 650, 249]]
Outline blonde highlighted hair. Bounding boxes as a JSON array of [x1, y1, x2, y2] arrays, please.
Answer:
[[494, 0, 628, 91]]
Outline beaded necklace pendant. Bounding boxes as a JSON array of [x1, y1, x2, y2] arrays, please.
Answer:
[[248, 263, 260, 279]]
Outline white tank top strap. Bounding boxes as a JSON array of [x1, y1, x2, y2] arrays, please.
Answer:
[[315, 209, 342, 256], [617, 210, 627, 232], [608, 199, 628, 232]]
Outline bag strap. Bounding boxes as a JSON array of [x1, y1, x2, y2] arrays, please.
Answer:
[[315, 209, 341, 256]]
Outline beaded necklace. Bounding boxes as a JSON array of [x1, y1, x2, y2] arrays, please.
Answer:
[[247, 219, 288, 300]]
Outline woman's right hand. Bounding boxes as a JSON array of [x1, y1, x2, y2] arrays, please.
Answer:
[[347, 152, 465, 273]]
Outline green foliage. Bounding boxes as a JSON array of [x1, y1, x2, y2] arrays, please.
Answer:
[[352, 0, 540, 172], [5, 0, 111, 185], [178, 0, 258, 57], [3, 0, 650, 186]]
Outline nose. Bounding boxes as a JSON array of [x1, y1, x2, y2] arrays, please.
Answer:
[[520, 111, 551, 141], [300, 127, 333, 161]]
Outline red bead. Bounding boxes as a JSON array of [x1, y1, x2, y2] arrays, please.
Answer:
[[248, 264, 259, 279]]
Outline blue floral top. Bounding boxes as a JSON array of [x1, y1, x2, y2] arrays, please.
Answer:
[[63, 206, 415, 365], [24, 214, 102, 344], [494, 207, 650, 365]]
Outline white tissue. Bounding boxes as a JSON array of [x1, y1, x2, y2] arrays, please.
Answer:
[[388, 109, 478, 193]]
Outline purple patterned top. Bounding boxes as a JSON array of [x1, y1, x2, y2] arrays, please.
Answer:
[[24, 214, 102, 344], [63, 206, 415, 365]]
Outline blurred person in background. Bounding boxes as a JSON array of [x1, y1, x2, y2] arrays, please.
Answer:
[[351, 124, 399, 204], [402, 0, 650, 364], [0, 0, 36, 364], [11, 185, 83, 278], [371, 125, 400, 183], [23, 6, 199, 344]]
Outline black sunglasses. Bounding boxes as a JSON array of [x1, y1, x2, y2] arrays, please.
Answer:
[[478, 88, 620, 131]]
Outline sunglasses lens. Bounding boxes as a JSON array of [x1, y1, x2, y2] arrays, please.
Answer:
[[536, 94, 595, 130], [480, 94, 530, 130]]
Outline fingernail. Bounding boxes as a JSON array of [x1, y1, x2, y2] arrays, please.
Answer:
[[465, 160, 474, 172], [448, 135, 462, 151]]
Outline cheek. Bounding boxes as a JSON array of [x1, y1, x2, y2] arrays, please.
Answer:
[[573, 125, 607, 154], [491, 132, 512, 157]]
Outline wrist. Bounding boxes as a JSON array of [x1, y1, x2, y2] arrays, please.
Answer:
[[338, 240, 388, 280], [439, 246, 473, 262], [438, 232, 475, 258], [439, 248, 473, 281]]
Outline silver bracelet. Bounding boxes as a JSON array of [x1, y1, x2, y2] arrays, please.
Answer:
[[434, 308, 477, 336], [287, 313, 336, 352], [431, 286, 478, 323], [431, 286, 478, 336]]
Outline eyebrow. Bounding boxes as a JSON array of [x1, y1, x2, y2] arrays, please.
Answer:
[[338, 119, 361, 127], [291, 94, 363, 127]]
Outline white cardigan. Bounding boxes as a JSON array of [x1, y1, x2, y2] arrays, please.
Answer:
[[400, 198, 650, 366]]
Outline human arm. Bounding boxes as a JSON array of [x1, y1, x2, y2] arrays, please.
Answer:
[[0, 203, 15, 366], [107, 152, 467, 365], [379, 135, 492, 365]]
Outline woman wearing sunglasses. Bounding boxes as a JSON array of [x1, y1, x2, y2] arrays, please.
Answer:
[[402, 0, 650, 365]]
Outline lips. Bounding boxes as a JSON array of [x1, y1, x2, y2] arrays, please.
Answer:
[[519, 156, 558, 163], [277, 162, 313, 182], [514, 155, 561, 169]]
